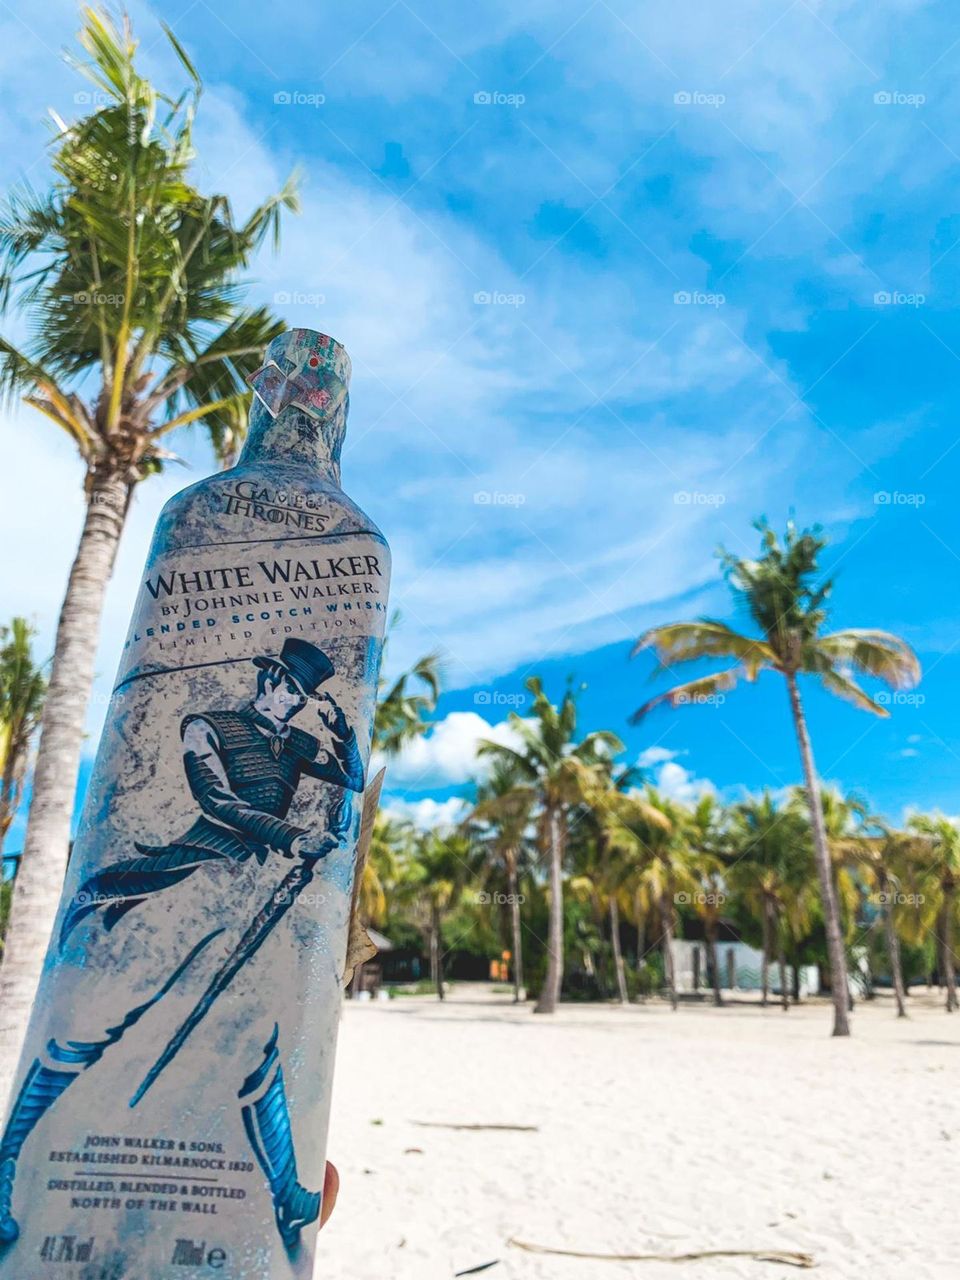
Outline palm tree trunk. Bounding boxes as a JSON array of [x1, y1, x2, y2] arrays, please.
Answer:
[[881, 890, 907, 1018], [430, 906, 444, 1001], [610, 895, 628, 1004], [760, 899, 771, 1007], [659, 889, 677, 1010], [0, 469, 131, 1103], [706, 918, 723, 1006], [535, 806, 564, 1014], [785, 672, 850, 1036], [943, 886, 957, 1012], [507, 857, 524, 1003], [777, 940, 789, 1012]]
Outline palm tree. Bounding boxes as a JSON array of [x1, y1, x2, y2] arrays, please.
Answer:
[[618, 789, 697, 1010], [0, 620, 47, 857], [0, 10, 297, 1060], [729, 793, 810, 1011], [569, 763, 669, 1004], [399, 831, 476, 1000], [838, 819, 916, 1018], [686, 795, 728, 1007], [907, 814, 960, 1012], [479, 677, 622, 1013], [466, 759, 534, 1003], [631, 519, 920, 1036]]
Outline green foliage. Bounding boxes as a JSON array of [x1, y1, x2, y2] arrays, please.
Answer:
[[0, 618, 47, 853], [0, 7, 298, 472]]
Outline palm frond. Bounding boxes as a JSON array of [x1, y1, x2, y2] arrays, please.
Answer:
[[817, 669, 889, 717], [816, 629, 921, 690], [630, 668, 742, 724], [632, 619, 775, 674]]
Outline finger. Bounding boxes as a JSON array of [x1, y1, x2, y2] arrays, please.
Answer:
[[319, 1161, 339, 1229]]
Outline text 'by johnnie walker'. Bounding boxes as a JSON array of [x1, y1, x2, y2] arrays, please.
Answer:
[[0, 330, 390, 1279]]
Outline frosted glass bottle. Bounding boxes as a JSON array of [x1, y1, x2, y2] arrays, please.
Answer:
[[0, 329, 389, 1279]]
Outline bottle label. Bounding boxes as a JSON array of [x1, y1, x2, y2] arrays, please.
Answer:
[[1, 529, 389, 1279]]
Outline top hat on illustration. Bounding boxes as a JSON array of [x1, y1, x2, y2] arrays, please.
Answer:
[[253, 638, 335, 697]]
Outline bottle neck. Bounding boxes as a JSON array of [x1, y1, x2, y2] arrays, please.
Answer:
[[238, 397, 347, 482]]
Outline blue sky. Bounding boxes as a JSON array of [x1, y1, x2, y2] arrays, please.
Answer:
[[2, 0, 959, 841]]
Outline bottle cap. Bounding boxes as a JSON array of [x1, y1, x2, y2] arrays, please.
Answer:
[[247, 329, 351, 422]]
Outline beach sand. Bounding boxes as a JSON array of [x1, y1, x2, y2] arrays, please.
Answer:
[[317, 986, 959, 1280]]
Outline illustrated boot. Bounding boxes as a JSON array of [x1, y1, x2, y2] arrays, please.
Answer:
[[0, 928, 220, 1245], [239, 1024, 321, 1249]]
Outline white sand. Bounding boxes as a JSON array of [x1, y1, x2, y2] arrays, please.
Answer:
[[317, 986, 960, 1280]]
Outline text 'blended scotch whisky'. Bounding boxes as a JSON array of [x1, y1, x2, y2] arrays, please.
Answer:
[[0, 329, 390, 1278]]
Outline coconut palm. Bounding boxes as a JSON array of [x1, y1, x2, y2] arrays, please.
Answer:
[[0, 620, 47, 857], [0, 10, 298, 1064], [398, 831, 476, 1000], [617, 789, 697, 1010], [729, 793, 811, 1010], [566, 763, 668, 1004], [837, 819, 919, 1018], [478, 677, 622, 1013], [631, 519, 920, 1036], [906, 814, 960, 1012], [465, 759, 534, 1003], [686, 795, 729, 1007]]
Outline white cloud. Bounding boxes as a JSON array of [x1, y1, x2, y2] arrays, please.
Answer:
[[381, 796, 469, 832], [377, 711, 523, 789], [637, 745, 679, 768]]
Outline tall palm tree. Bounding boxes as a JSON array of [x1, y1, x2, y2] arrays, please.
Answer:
[[907, 814, 960, 1012], [0, 10, 297, 1063], [479, 677, 622, 1013], [466, 759, 534, 1003], [837, 819, 917, 1018], [618, 789, 697, 1010], [0, 620, 47, 857], [568, 765, 668, 1004], [729, 793, 810, 1011], [398, 831, 476, 1000], [686, 795, 728, 1007], [631, 519, 920, 1036]]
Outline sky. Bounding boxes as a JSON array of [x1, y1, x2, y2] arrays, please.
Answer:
[[1, 0, 960, 843]]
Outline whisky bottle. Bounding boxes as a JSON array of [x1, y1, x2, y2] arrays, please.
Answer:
[[0, 329, 390, 1278]]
